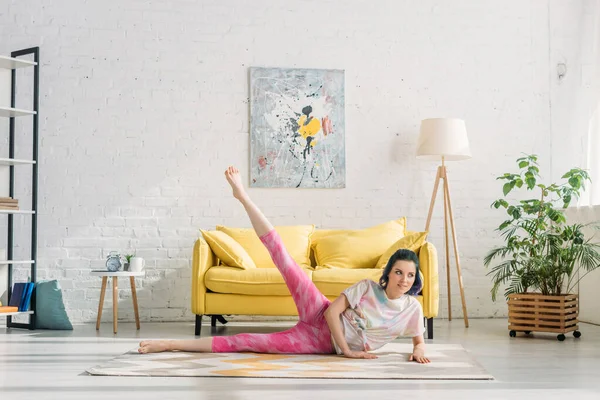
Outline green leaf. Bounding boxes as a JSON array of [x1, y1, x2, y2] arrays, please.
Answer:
[[519, 161, 529, 168], [499, 220, 512, 230], [526, 177, 536, 189], [511, 208, 521, 219], [569, 176, 581, 190], [581, 170, 590, 180], [515, 179, 523, 188], [503, 182, 514, 196]]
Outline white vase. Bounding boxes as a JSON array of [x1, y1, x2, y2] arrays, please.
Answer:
[[130, 257, 145, 272]]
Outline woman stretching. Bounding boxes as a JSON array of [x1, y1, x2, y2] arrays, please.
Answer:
[[138, 166, 430, 363]]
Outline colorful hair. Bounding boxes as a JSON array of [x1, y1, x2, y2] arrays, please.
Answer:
[[378, 249, 422, 296]]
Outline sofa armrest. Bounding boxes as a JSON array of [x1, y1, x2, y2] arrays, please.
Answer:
[[419, 242, 439, 318], [191, 237, 216, 315]]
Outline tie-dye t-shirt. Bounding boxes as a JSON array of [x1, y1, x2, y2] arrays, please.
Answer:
[[332, 279, 425, 355]]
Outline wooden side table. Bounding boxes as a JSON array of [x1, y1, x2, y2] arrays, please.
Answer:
[[90, 270, 144, 334]]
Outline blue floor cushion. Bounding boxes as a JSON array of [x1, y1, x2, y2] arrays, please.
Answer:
[[35, 280, 73, 330]]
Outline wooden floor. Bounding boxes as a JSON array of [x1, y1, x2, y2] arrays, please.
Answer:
[[1, 318, 599, 400]]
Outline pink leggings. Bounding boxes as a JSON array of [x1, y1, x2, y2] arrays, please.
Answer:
[[211, 229, 334, 354]]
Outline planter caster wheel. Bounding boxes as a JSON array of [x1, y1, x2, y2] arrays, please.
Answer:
[[557, 334, 566, 341], [573, 331, 581, 338], [524, 331, 531, 335], [509, 330, 516, 338]]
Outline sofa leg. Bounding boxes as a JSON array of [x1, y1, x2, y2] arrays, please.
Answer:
[[427, 318, 433, 340], [211, 315, 228, 327], [195, 315, 202, 336]]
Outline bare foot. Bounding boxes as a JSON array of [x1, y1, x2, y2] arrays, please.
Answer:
[[225, 166, 248, 201], [138, 340, 172, 354]]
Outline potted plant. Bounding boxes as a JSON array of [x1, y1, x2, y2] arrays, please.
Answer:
[[123, 254, 135, 271], [484, 154, 600, 341]]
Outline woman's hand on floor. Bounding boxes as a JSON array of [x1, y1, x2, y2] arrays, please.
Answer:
[[343, 350, 378, 359], [409, 350, 430, 364]]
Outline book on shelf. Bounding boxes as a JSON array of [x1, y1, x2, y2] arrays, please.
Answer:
[[8, 282, 34, 311], [8, 283, 26, 307], [20, 282, 34, 311], [0, 306, 19, 313]]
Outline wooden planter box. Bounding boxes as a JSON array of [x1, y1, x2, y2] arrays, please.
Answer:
[[507, 293, 581, 341]]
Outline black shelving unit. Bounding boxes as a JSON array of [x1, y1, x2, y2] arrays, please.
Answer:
[[0, 47, 39, 330]]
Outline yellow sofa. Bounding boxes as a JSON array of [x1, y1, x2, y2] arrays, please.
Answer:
[[191, 221, 440, 339]]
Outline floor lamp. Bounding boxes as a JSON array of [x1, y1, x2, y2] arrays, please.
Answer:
[[416, 118, 471, 328]]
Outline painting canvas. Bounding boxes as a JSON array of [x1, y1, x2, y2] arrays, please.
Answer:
[[250, 67, 345, 188]]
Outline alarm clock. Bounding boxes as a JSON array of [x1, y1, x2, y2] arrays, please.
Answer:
[[106, 252, 122, 272]]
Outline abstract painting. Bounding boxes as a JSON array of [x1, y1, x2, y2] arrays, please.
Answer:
[[250, 67, 345, 188]]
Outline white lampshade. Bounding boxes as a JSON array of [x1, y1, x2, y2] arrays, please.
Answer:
[[416, 118, 472, 161]]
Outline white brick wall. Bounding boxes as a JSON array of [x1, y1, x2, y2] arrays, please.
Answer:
[[565, 206, 600, 325], [0, 0, 594, 324]]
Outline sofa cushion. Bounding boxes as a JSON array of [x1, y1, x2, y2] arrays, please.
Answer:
[[312, 218, 407, 269], [205, 265, 313, 296], [312, 268, 382, 296], [375, 231, 428, 269], [216, 225, 314, 269], [200, 230, 256, 270]]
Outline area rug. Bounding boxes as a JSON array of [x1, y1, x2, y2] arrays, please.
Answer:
[[86, 343, 493, 380]]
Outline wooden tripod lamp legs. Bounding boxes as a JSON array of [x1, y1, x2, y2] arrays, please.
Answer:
[[425, 165, 469, 328]]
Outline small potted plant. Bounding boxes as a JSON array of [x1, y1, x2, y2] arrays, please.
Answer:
[[123, 254, 135, 271], [484, 154, 600, 341]]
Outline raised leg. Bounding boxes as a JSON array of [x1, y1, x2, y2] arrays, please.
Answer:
[[225, 166, 273, 237], [96, 277, 107, 330], [195, 314, 202, 336], [112, 276, 118, 334], [226, 166, 330, 324], [130, 276, 140, 330], [260, 230, 330, 323]]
